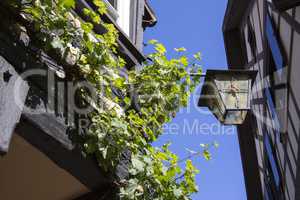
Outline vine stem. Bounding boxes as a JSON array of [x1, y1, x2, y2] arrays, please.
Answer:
[[177, 151, 203, 164]]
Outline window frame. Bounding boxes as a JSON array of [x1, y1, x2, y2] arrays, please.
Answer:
[[264, 86, 281, 134], [265, 11, 285, 74], [263, 132, 281, 190], [264, 9, 284, 141], [104, 0, 136, 40], [103, 0, 119, 21]]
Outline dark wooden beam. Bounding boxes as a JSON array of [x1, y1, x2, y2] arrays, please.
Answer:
[[143, 0, 158, 28], [16, 115, 111, 191], [223, 28, 248, 67], [222, 0, 251, 31], [237, 114, 264, 200], [272, 0, 300, 11], [74, 189, 115, 200]]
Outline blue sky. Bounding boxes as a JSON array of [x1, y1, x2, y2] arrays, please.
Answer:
[[143, 1, 247, 200]]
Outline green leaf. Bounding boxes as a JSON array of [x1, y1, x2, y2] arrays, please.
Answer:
[[23, 7, 41, 19], [132, 156, 145, 172], [213, 141, 219, 148], [114, 77, 125, 89], [92, 15, 101, 24], [203, 150, 211, 160], [180, 56, 188, 66], [173, 188, 183, 198], [155, 43, 167, 54], [193, 52, 202, 61], [200, 143, 206, 148], [200, 143, 208, 148], [93, 0, 107, 14], [174, 47, 187, 52], [148, 39, 158, 45], [58, 0, 75, 8], [124, 97, 131, 105], [156, 152, 168, 160]]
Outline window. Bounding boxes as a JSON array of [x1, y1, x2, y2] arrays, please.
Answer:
[[265, 11, 283, 139], [103, 0, 132, 37], [264, 87, 280, 133], [266, 12, 285, 72], [264, 133, 281, 188]]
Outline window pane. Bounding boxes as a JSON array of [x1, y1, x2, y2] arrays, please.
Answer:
[[264, 184, 274, 200], [266, 12, 284, 71], [264, 133, 281, 187], [264, 87, 280, 132]]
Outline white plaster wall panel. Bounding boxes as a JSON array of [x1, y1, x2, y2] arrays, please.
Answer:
[[290, 28, 300, 112], [252, 60, 265, 140], [279, 15, 292, 59], [258, 0, 265, 37], [253, 1, 264, 53], [295, 6, 300, 22]]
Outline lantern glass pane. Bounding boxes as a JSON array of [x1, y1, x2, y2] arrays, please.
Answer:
[[214, 75, 250, 110], [198, 70, 257, 125], [204, 78, 226, 121], [224, 110, 248, 125]]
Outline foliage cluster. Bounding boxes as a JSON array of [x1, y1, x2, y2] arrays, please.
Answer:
[[7, 0, 212, 199]]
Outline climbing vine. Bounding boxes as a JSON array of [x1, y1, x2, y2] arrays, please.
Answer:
[[7, 0, 214, 199]]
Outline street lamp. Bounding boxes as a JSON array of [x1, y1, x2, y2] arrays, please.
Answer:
[[197, 70, 257, 125]]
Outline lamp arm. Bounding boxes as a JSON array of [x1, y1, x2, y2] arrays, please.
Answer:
[[188, 73, 206, 77]]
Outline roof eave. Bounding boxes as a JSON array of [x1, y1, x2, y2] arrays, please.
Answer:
[[222, 0, 251, 32], [143, 0, 157, 28]]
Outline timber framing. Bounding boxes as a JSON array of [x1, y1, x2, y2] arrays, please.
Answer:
[[222, 0, 264, 199]]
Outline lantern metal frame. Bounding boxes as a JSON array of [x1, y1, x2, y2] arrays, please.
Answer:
[[198, 69, 257, 125]]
